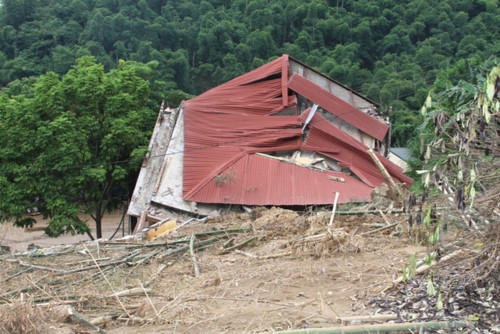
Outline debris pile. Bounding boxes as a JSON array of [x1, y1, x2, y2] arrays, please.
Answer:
[[370, 260, 500, 332], [0, 205, 487, 333]]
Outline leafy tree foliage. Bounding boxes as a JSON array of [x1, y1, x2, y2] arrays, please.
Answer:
[[0, 1, 499, 137], [0, 0, 500, 206], [0, 56, 157, 239], [415, 59, 500, 303], [419, 58, 500, 194]]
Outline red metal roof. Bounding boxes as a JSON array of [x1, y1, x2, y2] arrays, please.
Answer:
[[181, 55, 412, 206], [288, 73, 389, 141], [182, 111, 303, 200], [187, 154, 373, 205], [299, 109, 413, 187]]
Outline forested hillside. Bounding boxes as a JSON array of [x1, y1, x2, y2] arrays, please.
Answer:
[[1, 0, 499, 146]]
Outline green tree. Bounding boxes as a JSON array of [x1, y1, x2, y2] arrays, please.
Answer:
[[390, 108, 421, 147], [1, 0, 40, 28], [249, 7, 273, 30], [295, 31, 313, 53], [246, 28, 276, 60], [234, 43, 252, 71], [456, 35, 487, 58], [0, 25, 18, 59], [49, 45, 78, 75], [82, 8, 116, 52], [0, 56, 157, 239]]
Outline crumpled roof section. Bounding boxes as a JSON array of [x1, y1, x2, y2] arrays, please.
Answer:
[[289, 73, 389, 141], [299, 109, 413, 187], [180, 55, 412, 206], [184, 56, 295, 115]]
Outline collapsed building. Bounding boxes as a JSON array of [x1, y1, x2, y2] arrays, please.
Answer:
[[127, 54, 413, 232]]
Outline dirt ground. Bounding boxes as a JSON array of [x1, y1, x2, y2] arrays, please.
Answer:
[[1, 206, 457, 334], [0, 209, 130, 254]]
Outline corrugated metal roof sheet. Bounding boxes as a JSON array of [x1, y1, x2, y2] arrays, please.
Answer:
[[187, 153, 373, 205], [288, 73, 389, 141], [300, 109, 413, 187], [180, 54, 412, 207], [182, 112, 303, 200]]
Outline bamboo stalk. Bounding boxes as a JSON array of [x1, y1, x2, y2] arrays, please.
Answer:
[[138, 280, 159, 318], [111, 287, 152, 297], [335, 313, 417, 323], [29, 294, 78, 304], [134, 249, 163, 265], [219, 236, 257, 255], [4, 267, 33, 281], [328, 192, 340, 227], [193, 227, 251, 237], [299, 233, 327, 242], [378, 209, 392, 225], [68, 307, 106, 334], [361, 223, 385, 228], [361, 222, 399, 236], [31, 299, 78, 307], [275, 320, 469, 334], [0, 296, 11, 304], [336, 209, 404, 215], [144, 263, 167, 288], [367, 148, 403, 198], [18, 261, 66, 273], [222, 237, 235, 248], [90, 315, 114, 326], [189, 235, 200, 277], [160, 236, 222, 258], [235, 250, 292, 260], [17, 249, 142, 274]]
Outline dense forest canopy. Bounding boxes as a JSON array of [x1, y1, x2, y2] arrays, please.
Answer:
[[1, 0, 500, 146]]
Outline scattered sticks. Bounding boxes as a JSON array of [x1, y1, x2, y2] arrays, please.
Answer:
[[2, 207, 451, 333]]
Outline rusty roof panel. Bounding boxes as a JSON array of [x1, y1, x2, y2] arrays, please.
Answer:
[[187, 154, 373, 205], [281, 54, 289, 107], [288, 73, 389, 141], [185, 78, 292, 116], [181, 54, 411, 207], [301, 110, 413, 186], [182, 108, 303, 199]]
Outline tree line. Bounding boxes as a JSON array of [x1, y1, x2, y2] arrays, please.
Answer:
[[1, 0, 500, 146]]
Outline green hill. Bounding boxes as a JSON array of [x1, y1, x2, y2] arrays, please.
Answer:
[[1, 0, 499, 145]]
